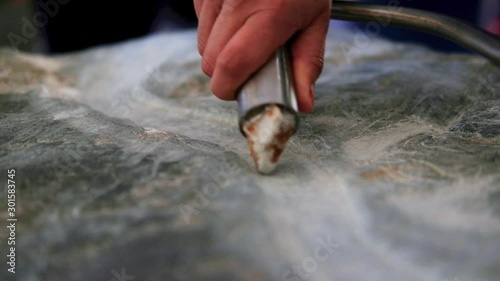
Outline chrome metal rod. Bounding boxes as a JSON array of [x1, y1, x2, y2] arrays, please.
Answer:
[[331, 1, 500, 65], [237, 47, 299, 136]]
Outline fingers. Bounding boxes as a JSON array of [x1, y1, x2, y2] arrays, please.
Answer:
[[291, 9, 330, 112], [197, 0, 222, 56], [210, 11, 299, 100], [201, 1, 248, 77], [196, 0, 330, 108]]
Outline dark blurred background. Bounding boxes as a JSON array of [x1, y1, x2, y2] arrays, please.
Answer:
[[0, 0, 198, 53], [0, 0, 499, 53]]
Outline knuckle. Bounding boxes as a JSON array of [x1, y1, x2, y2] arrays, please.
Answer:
[[217, 49, 242, 75], [221, 0, 244, 15], [310, 55, 325, 76], [311, 55, 325, 72], [209, 0, 223, 15], [201, 56, 215, 77], [295, 47, 325, 77], [210, 80, 231, 100], [261, 10, 299, 32], [197, 36, 207, 55], [263, 0, 302, 28]]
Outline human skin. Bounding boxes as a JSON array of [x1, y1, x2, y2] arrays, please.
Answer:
[[194, 0, 331, 112]]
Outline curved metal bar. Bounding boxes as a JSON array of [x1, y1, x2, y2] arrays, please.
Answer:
[[331, 1, 500, 65]]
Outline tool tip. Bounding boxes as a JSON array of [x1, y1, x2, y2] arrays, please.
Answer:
[[242, 105, 297, 174]]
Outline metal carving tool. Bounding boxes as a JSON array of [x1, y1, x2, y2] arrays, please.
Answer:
[[238, 47, 299, 174], [237, 1, 500, 174]]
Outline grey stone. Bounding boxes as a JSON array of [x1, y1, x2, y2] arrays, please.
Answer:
[[0, 30, 499, 281]]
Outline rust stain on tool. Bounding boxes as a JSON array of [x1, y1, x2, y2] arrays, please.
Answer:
[[243, 105, 296, 174]]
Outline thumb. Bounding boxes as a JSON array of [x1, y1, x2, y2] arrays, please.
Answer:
[[291, 11, 330, 112]]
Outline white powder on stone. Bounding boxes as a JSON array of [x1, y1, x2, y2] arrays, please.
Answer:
[[243, 105, 296, 174]]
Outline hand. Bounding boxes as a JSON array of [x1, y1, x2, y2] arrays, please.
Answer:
[[194, 0, 331, 112]]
